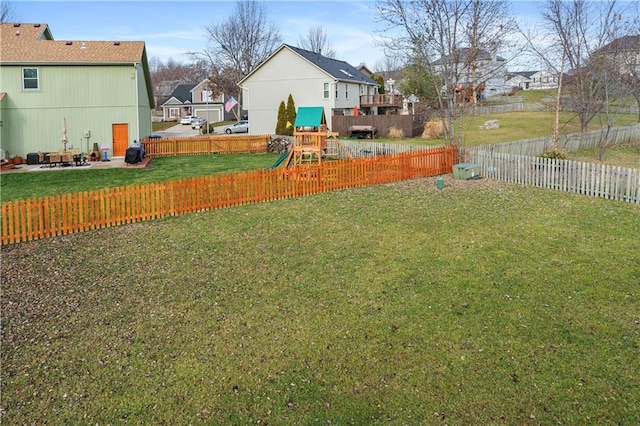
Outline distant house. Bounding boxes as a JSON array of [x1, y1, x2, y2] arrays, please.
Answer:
[[161, 79, 231, 123], [0, 22, 154, 158], [504, 71, 536, 91], [504, 70, 559, 91], [528, 70, 559, 90], [356, 63, 375, 79], [593, 35, 640, 76], [434, 48, 508, 97], [238, 44, 380, 134]]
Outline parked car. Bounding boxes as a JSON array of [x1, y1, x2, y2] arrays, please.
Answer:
[[191, 117, 207, 129], [180, 115, 197, 125], [225, 120, 249, 134]]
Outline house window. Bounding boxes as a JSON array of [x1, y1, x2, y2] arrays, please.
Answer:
[[323, 83, 329, 99], [22, 67, 39, 90], [345, 84, 348, 99], [169, 108, 179, 118], [335, 84, 338, 99]]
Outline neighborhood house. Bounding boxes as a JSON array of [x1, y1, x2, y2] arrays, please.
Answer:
[[161, 79, 234, 123], [0, 22, 154, 159], [238, 44, 381, 135]]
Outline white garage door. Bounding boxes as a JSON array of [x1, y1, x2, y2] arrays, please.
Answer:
[[194, 108, 221, 123]]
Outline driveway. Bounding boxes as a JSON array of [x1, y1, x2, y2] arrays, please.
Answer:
[[153, 123, 201, 138]]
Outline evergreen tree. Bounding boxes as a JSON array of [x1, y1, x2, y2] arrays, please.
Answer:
[[375, 75, 386, 94], [285, 94, 296, 136], [275, 101, 287, 135]]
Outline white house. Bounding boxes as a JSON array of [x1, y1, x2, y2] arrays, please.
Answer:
[[504, 70, 559, 91], [434, 48, 509, 98], [238, 44, 379, 134]]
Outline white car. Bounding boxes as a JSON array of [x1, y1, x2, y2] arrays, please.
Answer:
[[225, 120, 249, 134], [180, 115, 197, 125]]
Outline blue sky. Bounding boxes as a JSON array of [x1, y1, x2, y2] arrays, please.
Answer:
[[13, 1, 551, 71], [14, 1, 390, 68]]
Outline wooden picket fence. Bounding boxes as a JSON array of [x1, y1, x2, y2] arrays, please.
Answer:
[[1, 146, 457, 245], [142, 134, 271, 157], [464, 149, 640, 203]]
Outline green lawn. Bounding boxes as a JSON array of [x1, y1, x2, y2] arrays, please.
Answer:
[[0, 153, 281, 202], [567, 142, 640, 169], [2, 178, 639, 424], [375, 111, 639, 146]]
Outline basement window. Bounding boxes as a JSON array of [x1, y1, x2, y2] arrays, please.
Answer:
[[22, 67, 39, 90]]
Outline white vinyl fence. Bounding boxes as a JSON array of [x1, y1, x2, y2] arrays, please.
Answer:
[[465, 150, 640, 203], [328, 139, 426, 158]]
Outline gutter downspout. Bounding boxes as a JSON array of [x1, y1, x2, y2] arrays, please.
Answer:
[[330, 80, 337, 130], [134, 62, 140, 142]]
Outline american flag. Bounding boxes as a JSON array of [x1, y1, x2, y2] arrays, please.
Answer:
[[225, 96, 238, 113]]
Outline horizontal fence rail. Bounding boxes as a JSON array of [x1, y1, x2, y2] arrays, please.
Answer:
[[141, 134, 271, 157], [1, 146, 457, 245], [465, 149, 640, 204]]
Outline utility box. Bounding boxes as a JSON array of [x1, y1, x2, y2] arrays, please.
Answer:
[[452, 163, 480, 180]]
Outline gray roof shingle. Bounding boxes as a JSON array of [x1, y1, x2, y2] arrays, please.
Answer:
[[284, 44, 378, 85]]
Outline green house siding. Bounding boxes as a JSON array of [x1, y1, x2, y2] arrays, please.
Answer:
[[0, 63, 152, 157]]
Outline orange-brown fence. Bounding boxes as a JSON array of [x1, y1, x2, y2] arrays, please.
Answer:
[[1, 146, 457, 245], [142, 134, 271, 157]]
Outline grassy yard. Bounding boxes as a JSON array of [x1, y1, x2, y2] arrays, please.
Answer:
[[0, 153, 281, 202], [566, 142, 640, 169], [373, 111, 639, 146], [2, 178, 639, 424]]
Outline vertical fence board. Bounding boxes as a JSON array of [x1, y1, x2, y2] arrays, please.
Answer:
[[465, 148, 640, 204], [1, 146, 460, 244]]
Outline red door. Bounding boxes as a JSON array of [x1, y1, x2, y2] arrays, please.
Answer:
[[112, 123, 129, 157]]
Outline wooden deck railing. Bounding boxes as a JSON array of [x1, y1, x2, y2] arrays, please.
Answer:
[[1, 146, 457, 245], [142, 134, 271, 157], [359, 94, 404, 107]]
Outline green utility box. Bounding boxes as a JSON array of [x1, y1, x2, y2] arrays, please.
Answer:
[[452, 163, 480, 180]]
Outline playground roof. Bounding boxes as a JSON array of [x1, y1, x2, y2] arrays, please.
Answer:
[[295, 107, 326, 127]]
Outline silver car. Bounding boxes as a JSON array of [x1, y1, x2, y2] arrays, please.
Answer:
[[225, 120, 249, 134], [191, 118, 207, 129]]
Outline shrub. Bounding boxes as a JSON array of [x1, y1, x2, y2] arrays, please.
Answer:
[[540, 148, 567, 160], [422, 119, 446, 139], [285, 94, 296, 137], [275, 101, 287, 135], [388, 127, 405, 140]]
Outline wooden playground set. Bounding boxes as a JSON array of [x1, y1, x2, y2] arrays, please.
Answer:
[[270, 107, 354, 171]]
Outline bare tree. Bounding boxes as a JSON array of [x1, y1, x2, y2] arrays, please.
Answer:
[[192, 0, 282, 114], [1, 2, 19, 23], [375, 0, 516, 150], [538, 0, 630, 132], [297, 25, 337, 58], [148, 56, 207, 111], [591, 33, 640, 160]]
